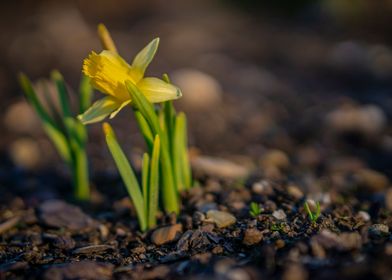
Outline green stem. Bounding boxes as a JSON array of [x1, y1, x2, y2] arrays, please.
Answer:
[[72, 146, 90, 201]]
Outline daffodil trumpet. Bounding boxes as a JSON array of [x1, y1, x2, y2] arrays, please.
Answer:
[[78, 38, 182, 124]]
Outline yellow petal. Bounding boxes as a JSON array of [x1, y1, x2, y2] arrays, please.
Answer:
[[130, 38, 160, 82], [83, 51, 134, 101], [137, 77, 182, 103], [78, 96, 121, 124]]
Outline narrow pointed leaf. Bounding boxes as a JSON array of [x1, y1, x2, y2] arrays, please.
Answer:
[[142, 152, 150, 216], [148, 135, 160, 228], [134, 111, 154, 151], [174, 112, 192, 189], [42, 123, 71, 163], [103, 123, 147, 231], [79, 75, 93, 114], [51, 71, 72, 119]]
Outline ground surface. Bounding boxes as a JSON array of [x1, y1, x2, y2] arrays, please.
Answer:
[[1, 0, 392, 279]]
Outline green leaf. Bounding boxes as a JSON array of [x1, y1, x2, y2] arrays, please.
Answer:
[[174, 112, 192, 189], [134, 111, 154, 151], [148, 135, 160, 228], [19, 73, 57, 128], [103, 123, 147, 231], [51, 70, 72, 119], [72, 145, 90, 200], [42, 123, 72, 163], [142, 152, 150, 216], [79, 74, 93, 114]]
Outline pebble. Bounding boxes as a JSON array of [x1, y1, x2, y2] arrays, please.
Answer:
[[38, 200, 96, 232], [275, 239, 285, 249], [312, 230, 362, 251], [206, 210, 237, 228], [171, 68, 223, 110], [0, 216, 21, 235], [260, 149, 290, 170], [252, 180, 274, 195], [151, 224, 183, 246], [191, 156, 249, 179], [4, 101, 41, 134], [243, 228, 263, 246], [355, 168, 389, 192], [272, 209, 287, 221], [99, 224, 109, 240], [72, 245, 113, 255], [356, 211, 371, 222], [192, 211, 206, 225], [43, 261, 113, 280], [282, 264, 308, 280], [368, 224, 389, 239], [287, 185, 304, 200], [326, 104, 386, 136], [43, 234, 75, 250], [385, 188, 392, 211], [10, 138, 42, 170]]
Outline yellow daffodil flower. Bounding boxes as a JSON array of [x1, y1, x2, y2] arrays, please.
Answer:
[[78, 38, 182, 124]]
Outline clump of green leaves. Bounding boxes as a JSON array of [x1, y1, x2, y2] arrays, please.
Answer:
[[19, 72, 92, 200], [304, 201, 321, 223], [249, 202, 262, 217], [129, 79, 192, 215], [90, 24, 192, 230]]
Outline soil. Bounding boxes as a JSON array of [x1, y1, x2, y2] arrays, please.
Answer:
[[1, 149, 391, 280], [1, 1, 392, 279]]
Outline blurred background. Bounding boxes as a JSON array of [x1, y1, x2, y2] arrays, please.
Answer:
[[1, 0, 391, 180]]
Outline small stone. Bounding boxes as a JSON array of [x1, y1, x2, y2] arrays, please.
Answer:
[[260, 149, 290, 170], [272, 209, 287, 221], [287, 185, 304, 200], [151, 224, 183, 246], [43, 234, 75, 250], [131, 246, 146, 255], [99, 224, 109, 240], [356, 211, 371, 222], [275, 239, 285, 249], [38, 200, 96, 232], [326, 104, 386, 136], [212, 245, 224, 254], [192, 211, 206, 225], [252, 180, 273, 195], [282, 263, 308, 280], [356, 169, 389, 192], [243, 228, 263, 246], [10, 138, 42, 170], [192, 156, 249, 179], [368, 224, 389, 239], [385, 243, 392, 255], [4, 101, 40, 134], [206, 210, 236, 228], [171, 69, 223, 111], [386, 188, 392, 211], [312, 230, 362, 251], [43, 261, 113, 280], [196, 202, 218, 212], [72, 245, 114, 255]]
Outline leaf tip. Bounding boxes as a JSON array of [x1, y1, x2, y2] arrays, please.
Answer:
[[102, 122, 113, 136]]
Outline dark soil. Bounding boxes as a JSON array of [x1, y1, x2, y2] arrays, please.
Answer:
[[1, 152, 392, 280]]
